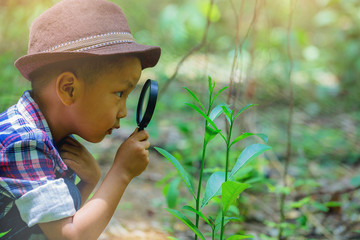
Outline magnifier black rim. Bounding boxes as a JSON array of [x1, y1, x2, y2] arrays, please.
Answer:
[[136, 79, 158, 129]]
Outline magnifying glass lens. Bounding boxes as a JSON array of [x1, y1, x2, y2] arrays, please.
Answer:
[[141, 89, 150, 121], [136, 79, 158, 130]]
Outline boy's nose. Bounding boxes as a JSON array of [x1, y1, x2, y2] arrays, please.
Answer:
[[117, 105, 127, 119]]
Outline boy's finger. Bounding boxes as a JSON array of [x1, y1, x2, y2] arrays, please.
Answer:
[[131, 128, 149, 141], [60, 151, 78, 161], [140, 130, 149, 141], [138, 139, 150, 149], [58, 136, 80, 149], [63, 136, 81, 147], [63, 159, 81, 171], [143, 140, 151, 150], [59, 143, 80, 155]]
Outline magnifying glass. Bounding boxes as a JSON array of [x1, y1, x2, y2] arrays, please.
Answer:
[[136, 79, 158, 131]]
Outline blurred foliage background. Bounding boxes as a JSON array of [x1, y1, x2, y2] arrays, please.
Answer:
[[1, 0, 360, 239]]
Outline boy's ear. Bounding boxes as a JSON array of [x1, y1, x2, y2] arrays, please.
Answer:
[[56, 72, 81, 106]]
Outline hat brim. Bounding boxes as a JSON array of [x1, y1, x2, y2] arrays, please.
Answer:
[[15, 42, 161, 81]]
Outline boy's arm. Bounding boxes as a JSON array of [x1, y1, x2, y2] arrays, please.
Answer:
[[59, 137, 101, 206], [39, 129, 150, 240], [76, 180, 98, 206]]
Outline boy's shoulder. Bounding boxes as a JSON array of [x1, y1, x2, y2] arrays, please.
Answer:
[[0, 92, 69, 183], [0, 92, 53, 149]]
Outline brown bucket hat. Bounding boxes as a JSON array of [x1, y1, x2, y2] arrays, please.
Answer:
[[15, 0, 161, 81]]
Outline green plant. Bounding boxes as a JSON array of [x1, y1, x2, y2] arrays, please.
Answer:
[[0, 230, 11, 238], [155, 76, 271, 239]]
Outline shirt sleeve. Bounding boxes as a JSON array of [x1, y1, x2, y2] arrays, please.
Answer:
[[1, 137, 78, 227], [15, 178, 76, 227]]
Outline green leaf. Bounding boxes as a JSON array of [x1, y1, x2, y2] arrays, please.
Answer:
[[312, 201, 329, 212], [324, 201, 342, 208], [350, 175, 360, 188], [182, 205, 213, 228], [212, 86, 228, 105], [154, 147, 195, 198], [270, 185, 291, 195], [226, 235, 254, 240], [290, 197, 311, 209], [222, 181, 250, 215], [185, 103, 219, 130], [209, 103, 227, 121], [234, 104, 257, 120], [166, 178, 181, 208], [230, 133, 268, 147], [221, 105, 233, 124], [201, 171, 226, 209], [205, 125, 221, 145], [184, 87, 206, 112], [229, 144, 271, 179], [297, 214, 307, 227], [166, 208, 206, 240], [208, 76, 215, 95], [225, 216, 244, 222], [0, 230, 11, 237], [199, 2, 221, 22]]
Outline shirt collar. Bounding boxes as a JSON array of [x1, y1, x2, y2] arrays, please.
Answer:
[[17, 90, 54, 143]]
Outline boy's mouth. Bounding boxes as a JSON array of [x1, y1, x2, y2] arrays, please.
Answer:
[[107, 125, 119, 135]]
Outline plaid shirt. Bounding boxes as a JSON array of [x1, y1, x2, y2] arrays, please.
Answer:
[[0, 91, 80, 239]]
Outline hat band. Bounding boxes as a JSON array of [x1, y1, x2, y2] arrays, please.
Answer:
[[42, 32, 136, 53]]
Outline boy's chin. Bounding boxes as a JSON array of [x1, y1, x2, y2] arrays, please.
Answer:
[[83, 134, 106, 143]]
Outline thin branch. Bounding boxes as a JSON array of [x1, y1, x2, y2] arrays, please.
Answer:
[[227, 0, 259, 107], [238, 0, 259, 54], [225, 0, 259, 137], [160, 0, 215, 96], [241, 0, 263, 102], [227, 0, 245, 106], [284, 1, 296, 183], [278, 0, 296, 239], [235, 0, 259, 106]]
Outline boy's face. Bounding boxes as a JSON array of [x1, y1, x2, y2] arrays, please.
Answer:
[[71, 56, 142, 143]]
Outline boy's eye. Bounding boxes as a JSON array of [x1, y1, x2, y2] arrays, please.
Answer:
[[116, 91, 123, 98]]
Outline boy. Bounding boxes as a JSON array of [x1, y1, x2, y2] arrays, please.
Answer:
[[0, 0, 161, 239]]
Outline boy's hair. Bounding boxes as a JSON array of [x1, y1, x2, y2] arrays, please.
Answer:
[[30, 55, 133, 92]]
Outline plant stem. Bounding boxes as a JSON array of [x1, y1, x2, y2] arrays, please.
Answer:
[[195, 79, 214, 240], [195, 138, 208, 240], [225, 130, 232, 181], [220, 123, 233, 240]]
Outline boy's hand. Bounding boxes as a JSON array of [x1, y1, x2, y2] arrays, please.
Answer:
[[114, 128, 150, 181], [59, 137, 101, 186]]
